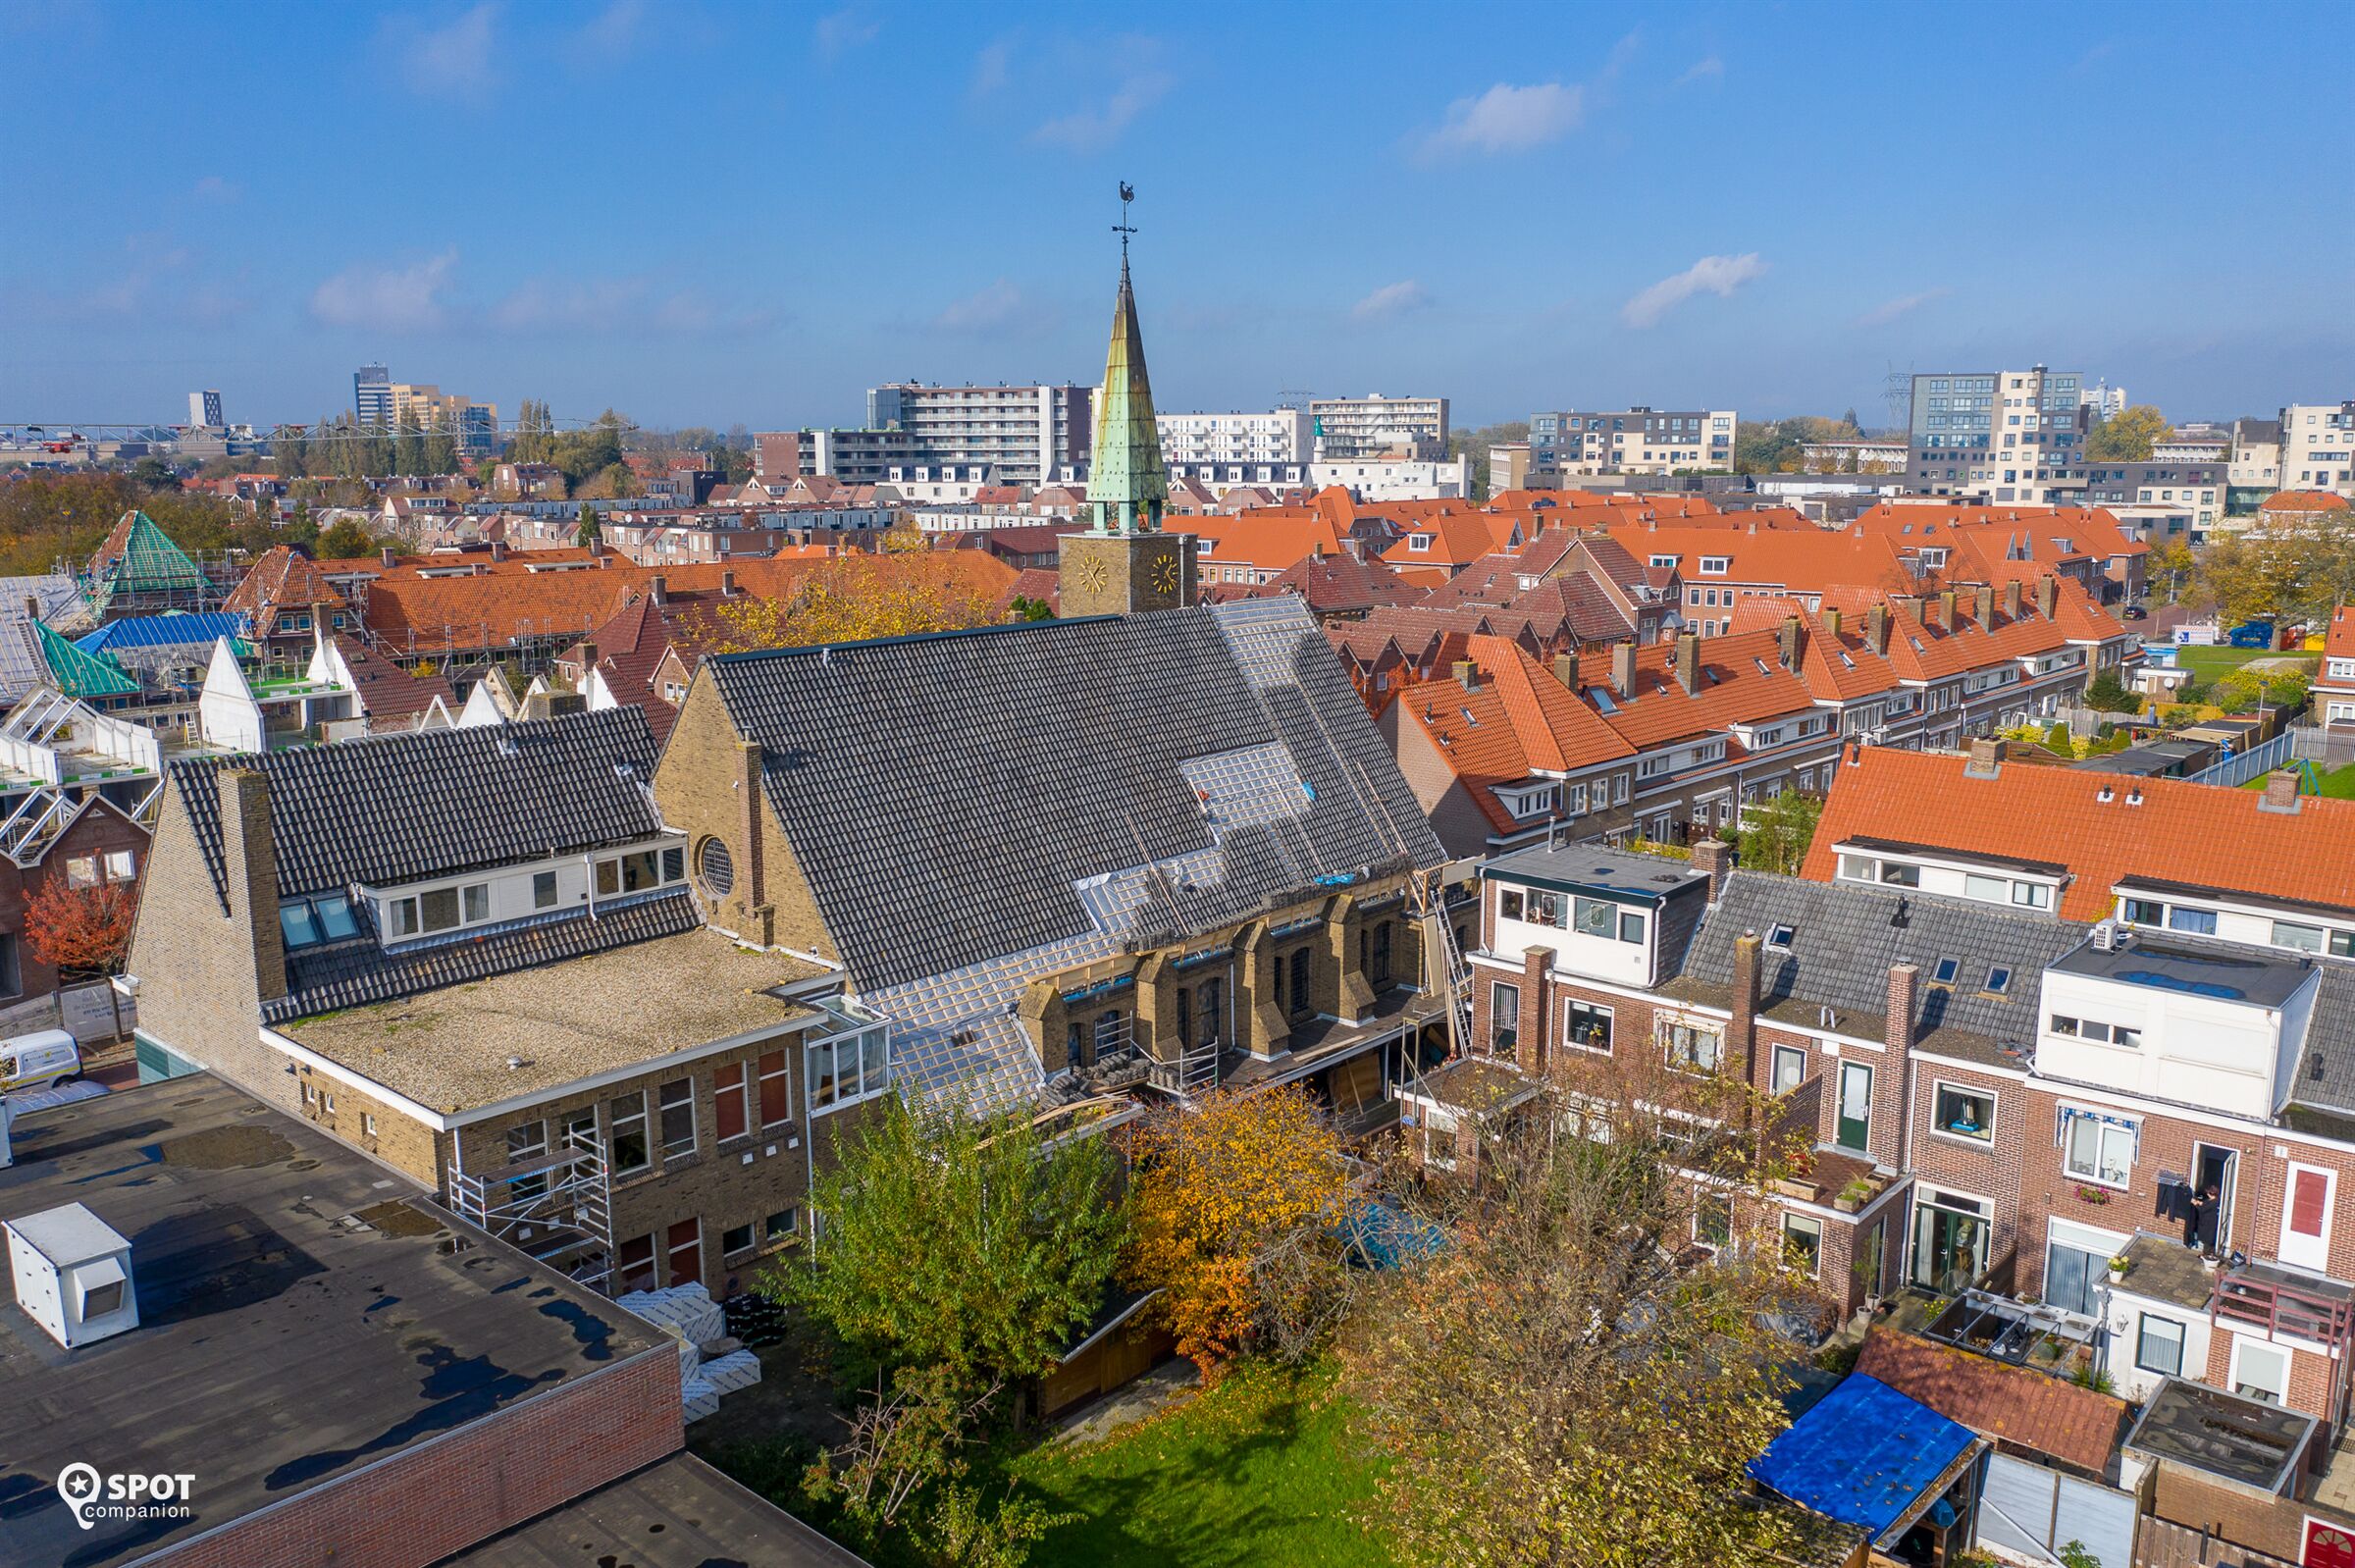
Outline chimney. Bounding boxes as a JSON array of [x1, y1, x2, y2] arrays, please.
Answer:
[[1731, 930, 1763, 1093], [2004, 580, 2022, 619], [1692, 837, 1734, 905], [1880, 962, 1919, 1163], [1964, 737, 2006, 778], [650, 575, 667, 606], [489, 540, 509, 562], [1867, 602, 1890, 653], [22, 595, 39, 623], [1453, 659, 1479, 691], [1974, 584, 1995, 626], [1519, 944, 1552, 1071], [1936, 588, 1959, 631], [2261, 770, 2303, 814], [380, 546, 397, 568], [1777, 613, 1804, 670], [579, 640, 599, 674], [720, 568, 737, 598], [220, 768, 287, 1005], [1551, 652, 1580, 688], [1675, 631, 1701, 696], [2037, 575, 2059, 618], [1613, 642, 1638, 698], [1823, 605, 1843, 639], [597, 551, 613, 569], [737, 740, 772, 943]]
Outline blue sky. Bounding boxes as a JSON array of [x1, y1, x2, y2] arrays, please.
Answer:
[[5, 0, 2349, 434]]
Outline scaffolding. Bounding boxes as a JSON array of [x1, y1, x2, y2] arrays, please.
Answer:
[[447, 1125, 617, 1290], [79, 512, 235, 618]]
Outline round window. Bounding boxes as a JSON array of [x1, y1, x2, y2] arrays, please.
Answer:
[[695, 836, 735, 898]]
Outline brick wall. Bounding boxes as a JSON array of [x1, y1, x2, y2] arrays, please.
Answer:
[[1906, 1057, 2030, 1289], [0, 803, 151, 1006], [145, 1342, 683, 1568]]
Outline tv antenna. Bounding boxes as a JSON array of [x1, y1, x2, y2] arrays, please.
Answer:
[[1114, 182, 1136, 260]]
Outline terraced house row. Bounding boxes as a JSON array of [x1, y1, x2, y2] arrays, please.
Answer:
[[1448, 741, 2355, 1485]]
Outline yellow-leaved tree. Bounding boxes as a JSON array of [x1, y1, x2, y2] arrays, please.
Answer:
[[709, 552, 1002, 653], [1122, 1085, 1348, 1377]]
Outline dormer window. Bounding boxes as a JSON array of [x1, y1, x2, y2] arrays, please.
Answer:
[[1699, 555, 1731, 575], [595, 846, 686, 896], [390, 882, 492, 938], [1408, 533, 1433, 551]]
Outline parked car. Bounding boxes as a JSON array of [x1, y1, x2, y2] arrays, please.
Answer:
[[2121, 604, 2148, 620], [0, 1029, 80, 1092]]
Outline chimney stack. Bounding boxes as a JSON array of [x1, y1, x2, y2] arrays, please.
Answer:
[[1823, 606, 1843, 639], [1731, 930, 1763, 1093], [650, 575, 667, 606], [1964, 737, 2007, 778], [489, 540, 509, 562], [1879, 962, 1919, 1163], [1867, 602, 1890, 653], [1692, 837, 1735, 905], [2261, 770, 2303, 814], [1613, 642, 1638, 698], [720, 568, 737, 598], [1552, 652, 1579, 689], [1936, 588, 1959, 631], [1777, 613, 1803, 671], [22, 595, 39, 623], [2037, 574, 2059, 618], [2004, 580, 2022, 619], [1453, 659, 1479, 691], [1675, 630, 1701, 696], [221, 769, 287, 1005], [1974, 585, 1995, 626], [380, 546, 397, 568]]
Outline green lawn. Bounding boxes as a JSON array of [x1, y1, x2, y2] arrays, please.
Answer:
[[1012, 1362, 1390, 1568], [2172, 644, 2318, 683]]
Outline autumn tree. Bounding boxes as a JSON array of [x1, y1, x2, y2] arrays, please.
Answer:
[[2151, 540, 2196, 604], [574, 501, 601, 548], [1346, 1088, 1813, 1568], [25, 878, 137, 1041], [2085, 403, 2171, 461], [316, 518, 378, 560], [774, 1096, 1125, 1385], [710, 555, 1003, 653], [1123, 1085, 1350, 1374]]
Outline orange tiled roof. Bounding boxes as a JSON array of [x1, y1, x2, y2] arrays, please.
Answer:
[[2325, 605, 2355, 666], [1855, 1331, 2126, 1477], [1801, 745, 2355, 920], [2261, 490, 2351, 514], [1392, 638, 1636, 833], [1183, 512, 1351, 573], [1571, 626, 1818, 750]]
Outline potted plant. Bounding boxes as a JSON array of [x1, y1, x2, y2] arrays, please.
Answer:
[[2074, 1183, 2113, 1206], [1834, 1178, 1876, 1214], [2108, 1254, 2132, 1282]]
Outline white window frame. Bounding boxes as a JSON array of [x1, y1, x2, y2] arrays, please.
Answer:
[[1661, 1019, 1722, 1075], [1560, 997, 1613, 1056], [1930, 1080, 1997, 1146], [2063, 1112, 2136, 1189], [806, 1026, 892, 1117], [2229, 1337, 2291, 1404]]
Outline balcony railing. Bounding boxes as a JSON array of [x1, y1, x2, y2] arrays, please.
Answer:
[[2211, 1262, 2355, 1347]]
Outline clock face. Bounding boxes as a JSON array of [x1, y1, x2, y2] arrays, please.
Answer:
[[1075, 556, 1109, 593], [1152, 554, 1180, 595]]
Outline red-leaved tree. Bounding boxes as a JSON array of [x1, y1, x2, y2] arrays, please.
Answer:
[[24, 879, 137, 1042]]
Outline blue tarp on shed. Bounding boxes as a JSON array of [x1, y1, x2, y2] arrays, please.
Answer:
[[1750, 1373, 1977, 1540], [75, 610, 248, 653]]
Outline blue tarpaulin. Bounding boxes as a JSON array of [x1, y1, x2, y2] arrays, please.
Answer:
[[75, 611, 248, 653], [1750, 1374, 1977, 1540]]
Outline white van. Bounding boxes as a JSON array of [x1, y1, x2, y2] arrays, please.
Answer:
[[0, 1030, 80, 1093]]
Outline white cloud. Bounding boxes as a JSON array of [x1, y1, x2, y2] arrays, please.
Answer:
[[971, 37, 1013, 96], [814, 6, 877, 60], [1675, 55, 1724, 86], [1620, 252, 1767, 328], [1416, 81, 1583, 160], [573, 0, 645, 61], [1032, 71, 1170, 151], [1857, 287, 1950, 328], [486, 276, 773, 337], [1352, 281, 1431, 324], [933, 280, 1029, 334], [310, 250, 459, 332], [397, 3, 499, 97]]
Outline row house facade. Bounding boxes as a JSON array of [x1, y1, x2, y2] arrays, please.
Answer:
[[1383, 573, 2138, 857]]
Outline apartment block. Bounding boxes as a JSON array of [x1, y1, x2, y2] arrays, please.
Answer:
[[1529, 407, 1736, 476], [865, 382, 1093, 486], [1907, 367, 2087, 503], [2281, 400, 2355, 495], [1156, 407, 1310, 488], [1308, 394, 1449, 461], [382, 382, 500, 454], [2080, 460, 2227, 533]]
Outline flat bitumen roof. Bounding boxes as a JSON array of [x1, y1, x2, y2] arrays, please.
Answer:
[[0, 1075, 669, 1568], [2124, 1377, 2315, 1493], [278, 929, 831, 1116], [1482, 841, 1708, 904], [2052, 932, 2315, 1009], [436, 1453, 869, 1568]]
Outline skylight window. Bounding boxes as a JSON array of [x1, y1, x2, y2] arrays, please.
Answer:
[[1984, 967, 2013, 995], [1932, 957, 1961, 986], [1766, 923, 1796, 950]]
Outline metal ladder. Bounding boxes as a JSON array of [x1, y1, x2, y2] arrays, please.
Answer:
[[1409, 865, 1473, 1062]]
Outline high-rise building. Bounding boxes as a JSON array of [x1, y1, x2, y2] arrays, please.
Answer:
[[186, 390, 224, 429], [2079, 381, 2127, 421], [382, 383, 500, 456], [1529, 407, 1735, 476], [353, 362, 391, 427], [863, 382, 1093, 487], [1906, 366, 2086, 503], [1306, 394, 1448, 461]]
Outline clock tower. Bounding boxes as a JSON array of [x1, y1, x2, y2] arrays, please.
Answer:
[[1059, 184, 1196, 617]]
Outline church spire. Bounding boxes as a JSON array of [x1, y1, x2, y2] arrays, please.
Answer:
[[1086, 183, 1168, 535]]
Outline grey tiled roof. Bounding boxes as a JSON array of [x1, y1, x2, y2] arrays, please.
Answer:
[[168, 706, 665, 908], [707, 599, 1441, 993], [1662, 870, 2090, 1065], [2286, 964, 2355, 1119], [266, 889, 699, 1025]]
